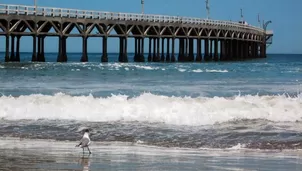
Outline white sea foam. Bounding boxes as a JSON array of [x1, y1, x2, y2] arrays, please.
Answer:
[[106, 63, 161, 71], [0, 93, 301, 126], [192, 69, 203, 73], [133, 65, 159, 70], [21, 67, 28, 70], [228, 143, 247, 150], [206, 69, 228, 73]]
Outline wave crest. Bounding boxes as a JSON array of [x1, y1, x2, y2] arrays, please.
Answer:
[[0, 93, 301, 125]]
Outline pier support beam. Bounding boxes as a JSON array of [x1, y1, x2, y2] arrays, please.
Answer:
[[185, 38, 189, 61], [37, 36, 41, 61], [140, 38, 145, 62], [102, 37, 108, 62], [253, 42, 256, 58], [254, 42, 257, 58], [152, 38, 157, 62], [244, 41, 248, 59], [153, 38, 158, 62], [196, 38, 202, 62], [188, 38, 194, 62], [148, 38, 152, 62], [123, 37, 128, 62], [178, 38, 184, 62], [243, 41, 249, 60], [119, 37, 123, 62], [37, 36, 46, 62], [255, 42, 259, 58], [247, 42, 251, 58], [134, 38, 138, 62], [248, 41, 253, 59], [241, 41, 245, 60], [119, 37, 128, 62], [251, 42, 254, 58], [10, 35, 15, 61], [209, 40, 213, 60], [42, 37, 46, 62], [220, 40, 225, 61], [5, 35, 9, 62], [138, 38, 143, 62], [137, 38, 141, 62], [231, 40, 236, 60], [166, 38, 170, 62], [233, 40, 238, 60], [156, 38, 160, 62], [57, 36, 63, 62], [161, 38, 165, 62], [171, 38, 176, 62], [32, 35, 37, 62], [214, 39, 219, 61], [15, 36, 21, 62], [254, 42, 258, 58], [236, 40, 241, 60], [264, 43, 267, 58], [260, 42, 266, 58], [242, 41, 246, 59], [204, 39, 210, 61], [138, 38, 141, 62], [61, 37, 67, 62], [250, 42, 254, 58], [224, 40, 229, 61], [229, 39, 234, 60], [80, 36, 88, 62]]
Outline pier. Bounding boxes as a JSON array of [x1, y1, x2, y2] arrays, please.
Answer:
[[0, 4, 273, 62]]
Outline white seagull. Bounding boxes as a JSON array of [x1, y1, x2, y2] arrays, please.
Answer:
[[76, 129, 92, 154]]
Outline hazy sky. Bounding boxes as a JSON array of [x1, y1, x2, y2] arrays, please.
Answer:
[[0, 0, 301, 54]]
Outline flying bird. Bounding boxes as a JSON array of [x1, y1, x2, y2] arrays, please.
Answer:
[[76, 129, 92, 154]]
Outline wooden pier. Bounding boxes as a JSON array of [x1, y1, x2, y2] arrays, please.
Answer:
[[0, 4, 273, 62]]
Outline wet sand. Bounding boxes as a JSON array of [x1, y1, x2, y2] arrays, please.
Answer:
[[1, 138, 302, 171]]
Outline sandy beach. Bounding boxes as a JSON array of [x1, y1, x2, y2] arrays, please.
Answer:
[[0, 138, 301, 171]]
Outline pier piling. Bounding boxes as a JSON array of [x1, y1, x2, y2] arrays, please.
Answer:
[[166, 38, 170, 62], [148, 38, 152, 62], [10, 35, 15, 61], [171, 38, 176, 62], [16, 36, 21, 62]]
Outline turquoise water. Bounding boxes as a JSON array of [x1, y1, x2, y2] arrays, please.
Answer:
[[0, 53, 301, 97], [0, 53, 301, 150]]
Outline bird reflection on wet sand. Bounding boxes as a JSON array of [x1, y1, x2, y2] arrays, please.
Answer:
[[79, 155, 91, 171]]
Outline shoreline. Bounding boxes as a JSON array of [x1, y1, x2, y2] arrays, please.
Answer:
[[1, 137, 302, 170]]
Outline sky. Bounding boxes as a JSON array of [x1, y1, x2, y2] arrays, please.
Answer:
[[0, 0, 301, 54]]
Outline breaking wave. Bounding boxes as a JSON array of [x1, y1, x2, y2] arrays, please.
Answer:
[[0, 93, 301, 126]]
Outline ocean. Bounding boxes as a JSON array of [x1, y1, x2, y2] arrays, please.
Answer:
[[0, 53, 301, 170]]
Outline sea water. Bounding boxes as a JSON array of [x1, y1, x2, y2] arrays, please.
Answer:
[[0, 53, 301, 170]]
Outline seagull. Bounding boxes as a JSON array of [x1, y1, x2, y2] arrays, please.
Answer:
[[76, 129, 92, 154]]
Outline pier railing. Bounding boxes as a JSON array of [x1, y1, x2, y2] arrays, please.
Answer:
[[0, 4, 264, 33]]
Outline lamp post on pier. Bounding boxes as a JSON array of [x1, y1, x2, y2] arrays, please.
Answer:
[[141, 0, 144, 14], [240, 8, 244, 23], [258, 13, 261, 28], [34, 0, 37, 15], [205, 0, 210, 19]]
